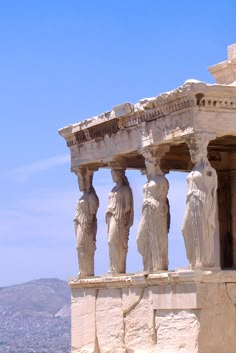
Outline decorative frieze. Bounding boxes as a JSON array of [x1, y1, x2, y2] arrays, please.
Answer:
[[198, 96, 236, 109], [61, 88, 236, 150]]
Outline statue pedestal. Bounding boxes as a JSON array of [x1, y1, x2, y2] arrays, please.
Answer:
[[69, 270, 236, 353]]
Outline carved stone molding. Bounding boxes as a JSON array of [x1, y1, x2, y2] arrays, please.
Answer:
[[60, 81, 236, 149]]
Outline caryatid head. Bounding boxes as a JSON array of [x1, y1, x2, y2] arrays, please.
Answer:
[[77, 168, 94, 193]]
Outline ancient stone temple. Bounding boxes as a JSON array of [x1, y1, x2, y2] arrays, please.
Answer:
[[59, 44, 236, 353]]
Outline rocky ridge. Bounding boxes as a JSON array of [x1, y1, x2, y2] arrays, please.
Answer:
[[0, 278, 70, 353]]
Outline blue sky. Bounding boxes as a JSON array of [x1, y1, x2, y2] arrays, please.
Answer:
[[0, 0, 235, 286]]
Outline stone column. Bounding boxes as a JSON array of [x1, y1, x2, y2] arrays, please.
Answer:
[[137, 145, 170, 272], [182, 133, 220, 269], [73, 167, 99, 277], [230, 170, 236, 267], [106, 162, 134, 274]]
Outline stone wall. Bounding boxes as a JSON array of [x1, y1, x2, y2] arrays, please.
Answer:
[[70, 270, 236, 353]]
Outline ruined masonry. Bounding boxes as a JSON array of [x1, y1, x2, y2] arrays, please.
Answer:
[[59, 44, 236, 353]]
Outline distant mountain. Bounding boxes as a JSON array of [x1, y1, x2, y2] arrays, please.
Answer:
[[0, 278, 71, 353]]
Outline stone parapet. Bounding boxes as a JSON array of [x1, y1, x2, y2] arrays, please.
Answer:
[[70, 270, 236, 353], [69, 269, 236, 289]]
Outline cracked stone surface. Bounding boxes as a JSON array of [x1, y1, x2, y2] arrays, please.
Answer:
[[70, 271, 236, 353], [71, 288, 96, 353], [124, 287, 156, 353], [96, 288, 125, 353], [155, 310, 200, 353], [198, 283, 236, 353]]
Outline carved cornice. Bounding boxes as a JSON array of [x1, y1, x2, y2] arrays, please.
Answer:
[[67, 120, 120, 147], [68, 270, 236, 289], [197, 96, 236, 110], [65, 99, 194, 147], [59, 81, 236, 148]]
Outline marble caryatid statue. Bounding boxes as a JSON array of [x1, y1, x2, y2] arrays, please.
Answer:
[[182, 134, 218, 268], [74, 168, 99, 277], [137, 148, 170, 272], [106, 167, 134, 274]]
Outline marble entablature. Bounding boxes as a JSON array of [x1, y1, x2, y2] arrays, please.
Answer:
[[59, 80, 236, 174]]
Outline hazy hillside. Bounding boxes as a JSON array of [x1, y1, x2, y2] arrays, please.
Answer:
[[0, 278, 70, 353]]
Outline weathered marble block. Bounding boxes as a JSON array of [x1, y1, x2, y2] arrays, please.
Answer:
[[155, 309, 200, 353], [71, 288, 96, 353], [96, 288, 124, 353], [124, 287, 156, 353], [69, 271, 236, 353]]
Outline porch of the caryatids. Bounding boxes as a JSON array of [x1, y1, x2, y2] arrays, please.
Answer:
[[137, 145, 170, 272], [182, 132, 220, 269], [73, 167, 99, 277]]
